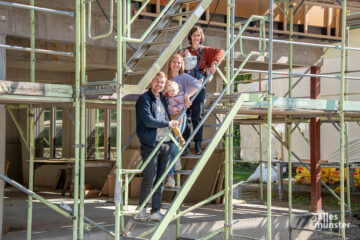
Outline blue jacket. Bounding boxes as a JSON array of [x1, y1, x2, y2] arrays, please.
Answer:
[[136, 89, 170, 146]]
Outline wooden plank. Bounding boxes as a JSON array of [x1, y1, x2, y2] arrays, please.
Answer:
[[0, 80, 73, 97], [336, 9, 340, 37], [304, 3, 309, 33], [283, 2, 287, 32], [327, 8, 332, 36], [156, 0, 160, 13], [310, 66, 322, 212]]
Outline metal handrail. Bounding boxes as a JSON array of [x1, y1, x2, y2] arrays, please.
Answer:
[[0, 0, 75, 17], [87, 0, 114, 39], [123, 0, 178, 43]]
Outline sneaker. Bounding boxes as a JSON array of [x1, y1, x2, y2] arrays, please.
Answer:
[[165, 175, 175, 187], [174, 160, 182, 171], [137, 208, 148, 221], [149, 211, 163, 222]]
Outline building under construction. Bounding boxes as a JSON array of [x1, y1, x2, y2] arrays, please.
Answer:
[[0, 0, 360, 239]]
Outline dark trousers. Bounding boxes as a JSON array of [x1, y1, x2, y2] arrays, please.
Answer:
[[138, 142, 171, 213], [183, 88, 205, 143]]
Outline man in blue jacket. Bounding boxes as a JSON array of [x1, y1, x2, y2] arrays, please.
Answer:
[[136, 71, 179, 221]]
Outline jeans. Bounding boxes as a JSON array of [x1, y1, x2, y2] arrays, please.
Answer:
[[139, 141, 171, 213], [169, 113, 187, 175], [183, 88, 205, 143]]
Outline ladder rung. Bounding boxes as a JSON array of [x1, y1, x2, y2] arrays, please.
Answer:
[[125, 70, 147, 76], [203, 123, 221, 127], [167, 11, 193, 18], [164, 186, 182, 191], [143, 41, 171, 46], [176, 170, 192, 175], [156, 26, 181, 32], [133, 55, 160, 61]]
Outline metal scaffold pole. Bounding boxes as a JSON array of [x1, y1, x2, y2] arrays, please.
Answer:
[[79, 0, 87, 237], [73, 0, 81, 239], [225, 0, 235, 238], [340, 0, 347, 238], [267, 0, 274, 238], [26, 0, 35, 238], [286, 8, 294, 232], [345, 27, 351, 222], [114, 0, 123, 238]]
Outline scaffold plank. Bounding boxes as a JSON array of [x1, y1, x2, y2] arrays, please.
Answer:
[[0, 81, 73, 104]]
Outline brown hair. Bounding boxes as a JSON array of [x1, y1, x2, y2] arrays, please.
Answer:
[[154, 71, 167, 80], [187, 26, 205, 45], [167, 54, 184, 79]]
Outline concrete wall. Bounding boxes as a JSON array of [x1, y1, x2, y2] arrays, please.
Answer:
[[1, 1, 326, 188]]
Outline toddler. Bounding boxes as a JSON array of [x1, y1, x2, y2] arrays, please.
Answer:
[[166, 81, 186, 146]]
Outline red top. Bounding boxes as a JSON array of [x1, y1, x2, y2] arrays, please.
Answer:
[[185, 46, 225, 70]]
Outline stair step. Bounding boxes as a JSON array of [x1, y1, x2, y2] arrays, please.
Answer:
[[203, 123, 221, 127], [175, 170, 192, 175], [133, 55, 160, 61], [181, 154, 201, 159], [125, 70, 147, 76], [178, 0, 200, 3], [143, 41, 171, 46], [167, 11, 193, 18], [164, 186, 182, 191], [121, 236, 148, 240], [161, 203, 171, 209], [156, 26, 181, 32], [126, 218, 156, 226], [210, 108, 230, 114]]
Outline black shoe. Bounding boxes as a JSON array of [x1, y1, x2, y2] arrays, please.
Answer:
[[182, 146, 190, 156], [195, 142, 202, 155]]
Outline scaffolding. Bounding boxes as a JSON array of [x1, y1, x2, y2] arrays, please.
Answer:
[[0, 0, 360, 240]]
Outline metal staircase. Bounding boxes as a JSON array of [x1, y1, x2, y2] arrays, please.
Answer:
[[114, 10, 270, 239], [122, 0, 214, 94], [122, 91, 265, 240]]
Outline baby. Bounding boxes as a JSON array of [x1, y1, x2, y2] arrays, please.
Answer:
[[183, 49, 206, 82], [166, 81, 186, 146]]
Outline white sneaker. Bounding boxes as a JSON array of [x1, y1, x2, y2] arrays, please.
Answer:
[[137, 208, 148, 221], [149, 211, 163, 222], [165, 175, 175, 187], [174, 160, 182, 171]]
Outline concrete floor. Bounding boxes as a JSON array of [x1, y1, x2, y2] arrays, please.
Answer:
[[3, 186, 319, 240]]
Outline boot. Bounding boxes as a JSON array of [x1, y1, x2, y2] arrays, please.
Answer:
[[195, 142, 202, 155]]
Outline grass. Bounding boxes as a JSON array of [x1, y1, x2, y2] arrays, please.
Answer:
[[233, 162, 258, 182]]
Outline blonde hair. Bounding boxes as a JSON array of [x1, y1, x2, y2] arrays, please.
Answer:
[[167, 54, 184, 79], [188, 26, 205, 45], [165, 80, 180, 91]]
